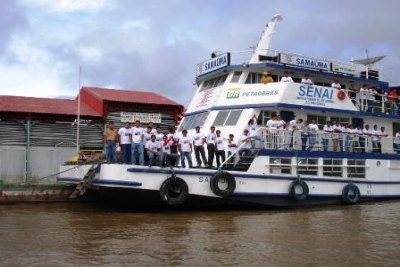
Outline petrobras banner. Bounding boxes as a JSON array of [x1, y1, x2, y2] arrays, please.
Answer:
[[196, 53, 230, 76], [279, 53, 331, 71], [331, 62, 357, 75]]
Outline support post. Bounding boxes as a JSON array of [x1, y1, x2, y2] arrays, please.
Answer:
[[24, 120, 32, 184]]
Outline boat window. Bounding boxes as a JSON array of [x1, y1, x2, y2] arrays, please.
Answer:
[[213, 111, 230, 126], [178, 112, 208, 131], [199, 74, 228, 92], [245, 72, 263, 84], [307, 115, 327, 130], [296, 158, 318, 176], [323, 159, 343, 177], [393, 122, 400, 136], [225, 110, 243, 126], [270, 158, 291, 174], [230, 71, 242, 83], [347, 160, 366, 178], [330, 117, 350, 125]]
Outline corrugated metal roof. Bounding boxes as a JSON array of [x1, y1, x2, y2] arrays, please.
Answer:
[[0, 95, 100, 116], [82, 87, 182, 106]]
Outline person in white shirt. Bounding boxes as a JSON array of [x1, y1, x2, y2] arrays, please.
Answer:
[[331, 121, 341, 152], [276, 115, 286, 149], [371, 125, 380, 153], [206, 126, 217, 168], [142, 126, 153, 165], [266, 114, 279, 149], [377, 126, 388, 154], [394, 131, 400, 154], [359, 85, 368, 112], [248, 115, 262, 148], [322, 121, 333, 152], [130, 120, 145, 165], [118, 122, 132, 164], [155, 126, 164, 144], [352, 126, 361, 153], [147, 122, 157, 134], [215, 130, 226, 168], [162, 134, 179, 167], [344, 124, 353, 153], [360, 124, 371, 153], [286, 118, 302, 150], [166, 126, 179, 165], [280, 71, 294, 83], [331, 79, 342, 89], [367, 87, 377, 113], [301, 74, 313, 85], [226, 134, 238, 169], [308, 120, 319, 151], [145, 134, 162, 167], [179, 129, 193, 168], [192, 126, 208, 167]]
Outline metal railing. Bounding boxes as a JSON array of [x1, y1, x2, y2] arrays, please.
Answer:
[[219, 126, 399, 170]]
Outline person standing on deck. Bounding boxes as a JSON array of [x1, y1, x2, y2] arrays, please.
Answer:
[[286, 118, 302, 150], [367, 87, 377, 113], [371, 125, 380, 153], [299, 120, 309, 151], [360, 124, 371, 153], [301, 74, 313, 85], [260, 71, 274, 84], [308, 120, 319, 151], [389, 89, 399, 115], [118, 122, 132, 164], [131, 120, 145, 165], [322, 121, 332, 152], [206, 126, 217, 168], [179, 130, 193, 168], [104, 121, 118, 163], [280, 71, 294, 83], [215, 130, 226, 168], [331, 79, 342, 89], [331, 121, 341, 152], [359, 85, 368, 112], [155, 126, 164, 144], [248, 115, 262, 148], [227, 134, 238, 169], [377, 126, 388, 154], [192, 126, 208, 168]]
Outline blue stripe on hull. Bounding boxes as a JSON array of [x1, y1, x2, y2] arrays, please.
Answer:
[[257, 149, 400, 160], [126, 167, 400, 185]]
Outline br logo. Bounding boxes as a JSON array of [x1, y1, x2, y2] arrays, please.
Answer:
[[226, 88, 241, 99]]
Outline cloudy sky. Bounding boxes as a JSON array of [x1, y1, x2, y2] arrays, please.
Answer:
[[1, 0, 399, 105]]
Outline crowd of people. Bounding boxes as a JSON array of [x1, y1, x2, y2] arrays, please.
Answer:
[[103, 117, 400, 167]]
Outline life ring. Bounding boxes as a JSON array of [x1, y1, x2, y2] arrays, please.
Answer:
[[289, 180, 309, 200], [342, 184, 361, 204], [160, 177, 189, 206], [337, 90, 347, 101], [210, 171, 236, 197]]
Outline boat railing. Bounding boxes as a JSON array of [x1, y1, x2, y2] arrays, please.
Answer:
[[344, 88, 399, 115]]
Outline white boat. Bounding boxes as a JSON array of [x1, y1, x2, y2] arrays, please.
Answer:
[[58, 15, 400, 208]]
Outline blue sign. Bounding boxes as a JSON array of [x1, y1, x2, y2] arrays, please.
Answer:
[[196, 53, 230, 76]]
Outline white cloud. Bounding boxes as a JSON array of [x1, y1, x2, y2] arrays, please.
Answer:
[[22, 0, 109, 11]]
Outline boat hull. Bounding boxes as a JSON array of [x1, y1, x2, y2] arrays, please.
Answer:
[[57, 163, 400, 208]]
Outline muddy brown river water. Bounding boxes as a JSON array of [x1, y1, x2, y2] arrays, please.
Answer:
[[0, 201, 399, 266]]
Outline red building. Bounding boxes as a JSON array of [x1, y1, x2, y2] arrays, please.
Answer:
[[0, 87, 184, 184]]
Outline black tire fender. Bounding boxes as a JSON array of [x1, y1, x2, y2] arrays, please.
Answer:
[[342, 184, 361, 204], [160, 177, 189, 206], [289, 180, 309, 200], [210, 171, 236, 197]]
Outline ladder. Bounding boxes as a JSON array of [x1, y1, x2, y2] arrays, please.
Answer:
[[69, 164, 99, 199]]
